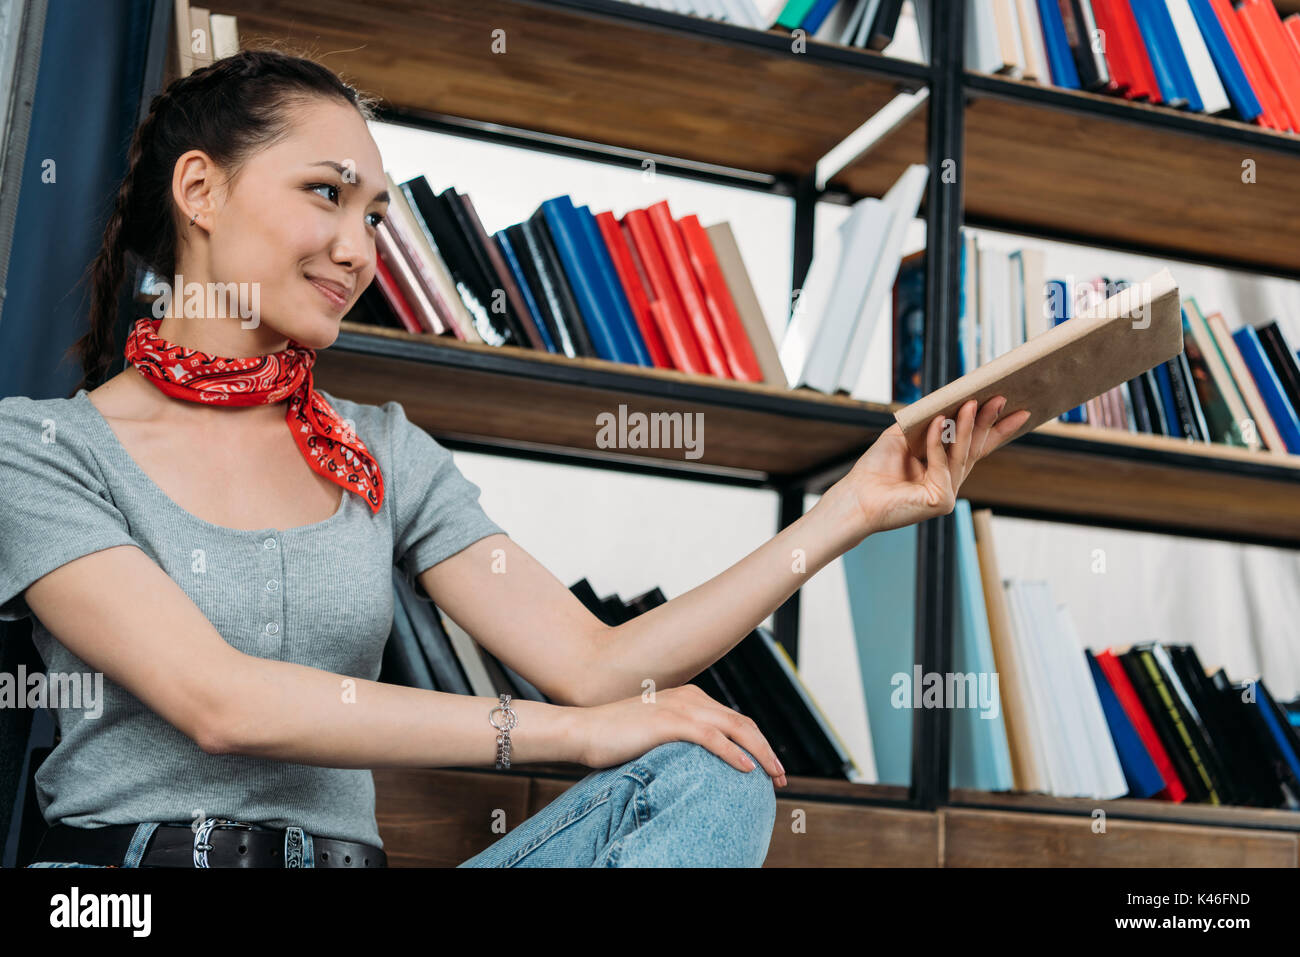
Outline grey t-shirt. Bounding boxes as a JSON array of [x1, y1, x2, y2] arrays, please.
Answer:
[[0, 386, 506, 847]]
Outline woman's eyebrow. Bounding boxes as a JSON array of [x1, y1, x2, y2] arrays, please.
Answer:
[[309, 160, 389, 202]]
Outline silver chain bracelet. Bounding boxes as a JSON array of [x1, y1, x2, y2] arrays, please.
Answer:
[[489, 693, 517, 769]]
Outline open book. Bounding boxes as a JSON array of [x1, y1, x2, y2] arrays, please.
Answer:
[[894, 268, 1183, 459]]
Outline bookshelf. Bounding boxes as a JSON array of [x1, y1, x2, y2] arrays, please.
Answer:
[[131, 0, 1300, 863]]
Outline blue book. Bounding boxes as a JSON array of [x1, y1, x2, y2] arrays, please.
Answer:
[[950, 500, 1015, 792], [540, 197, 632, 364], [495, 231, 555, 353], [573, 204, 652, 367], [1145, 0, 1202, 110], [1086, 650, 1164, 798], [1036, 0, 1080, 89], [843, 524, 917, 786], [1187, 0, 1262, 121], [1252, 693, 1300, 787], [1047, 279, 1085, 422], [1152, 360, 1184, 438], [802, 0, 840, 32], [1232, 324, 1300, 453], [958, 236, 968, 377], [1129, 0, 1186, 107]]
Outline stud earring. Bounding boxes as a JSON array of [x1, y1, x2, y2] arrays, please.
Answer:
[[188, 213, 197, 226]]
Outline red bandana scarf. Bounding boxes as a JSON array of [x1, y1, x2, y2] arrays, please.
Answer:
[[123, 317, 384, 514]]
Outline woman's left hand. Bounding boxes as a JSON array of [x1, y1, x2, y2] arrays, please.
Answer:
[[835, 396, 1031, 538]]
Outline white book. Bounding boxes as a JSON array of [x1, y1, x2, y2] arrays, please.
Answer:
[[731, 0, 763, 27], [961, 230, 978, 374], [978, 243, 997, 366], [1018, 0, 1050, 83], [1057, 609, 1129, 799], [843, 163, 929, 399], [853, 0, 886, 47], [754, 0, 788, 28], [209, 13, 239, 58], [1003, 579, 1069, 796], [798, 197, 893, 393], [1028, 582, 1106, 798], [966, 0, 1004, 74], [842, 0, 878, 46], [991, 0, 1023, 76], [1014, 581, 1081, 796], [1166, 0, 1231, 115], [1007, 250, 1027, 351], [1019, 246, 1048, 339], [814, 0, 861, 42], [779, 216, 847, 388]]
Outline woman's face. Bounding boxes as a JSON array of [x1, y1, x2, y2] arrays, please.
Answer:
[[173, 96, 389, 352]]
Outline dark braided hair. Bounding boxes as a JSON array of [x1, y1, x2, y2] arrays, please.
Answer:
[[65, 48, 377, 397]]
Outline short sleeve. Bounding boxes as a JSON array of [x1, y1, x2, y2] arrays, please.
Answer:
[[0, 397, 139, 621], [382, 399, 506, 578]]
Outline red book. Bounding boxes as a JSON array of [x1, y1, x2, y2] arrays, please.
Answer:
[[593, 210, 672, 369], [1111, 0, 1162, 102], [676, 214, 763, 382], [1237, 0, 1300, 132], [1096, 650, 1188, 802], [644, 200, 732, 379], [1089, 0, 1133, 95], [621, 209, 708, 375], [1211, 0, 1287, 129], [371, 255, 423, 336]]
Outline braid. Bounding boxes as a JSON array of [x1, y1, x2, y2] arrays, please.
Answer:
[[63, 48, 374, 397]]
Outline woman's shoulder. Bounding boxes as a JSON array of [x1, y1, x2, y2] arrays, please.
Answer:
[[0, 391, 92, 438]]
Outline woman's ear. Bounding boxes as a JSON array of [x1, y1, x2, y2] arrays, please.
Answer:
[[172, 149, 219, 232]]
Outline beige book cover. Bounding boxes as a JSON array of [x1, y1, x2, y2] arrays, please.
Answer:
[[188, 6, 212, 70], [706, 222, 785, 386], [971, 508, 1046, 794], [1205, 310, 1288, 455], [895, 268, 1182, 459]]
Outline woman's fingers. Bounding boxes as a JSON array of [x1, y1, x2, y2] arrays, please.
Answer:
[[684, 701, 786, 786], [970, 396, 1006, 465], [984, 407, 1032, 455], [925, 411, 954, 503]]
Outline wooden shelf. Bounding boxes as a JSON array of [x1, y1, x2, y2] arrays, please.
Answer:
[[373, 766, 1300, 865], [843, 71, 1300, 276], [317, 325, 1300, 544], [217, 0, 927, 187]]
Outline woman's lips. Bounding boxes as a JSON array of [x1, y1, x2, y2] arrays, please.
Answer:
[[308, 276, 348, 310]]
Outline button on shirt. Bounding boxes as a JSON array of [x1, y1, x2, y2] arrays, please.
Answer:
[[0, 388, 506, 848]]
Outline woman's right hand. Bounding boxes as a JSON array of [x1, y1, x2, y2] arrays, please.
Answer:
[[571, 684, 788, 787]]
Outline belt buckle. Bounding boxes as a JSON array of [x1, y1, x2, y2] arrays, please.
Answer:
[[192, 818, 257, 868]]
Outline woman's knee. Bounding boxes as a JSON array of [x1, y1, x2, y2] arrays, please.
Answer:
[[644, 740, 776, 811]]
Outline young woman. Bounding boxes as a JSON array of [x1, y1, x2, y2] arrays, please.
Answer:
[[1, 49, 1027, 869]]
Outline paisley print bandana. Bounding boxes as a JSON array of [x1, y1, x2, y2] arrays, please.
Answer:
[[123, 317, 383, 514]]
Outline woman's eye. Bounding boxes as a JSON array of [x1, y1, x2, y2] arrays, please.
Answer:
[[366, 211, 385, 228], [309, 183, 340, 203]]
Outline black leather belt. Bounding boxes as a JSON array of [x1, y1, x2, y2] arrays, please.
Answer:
[[33, 821, 387, 868]]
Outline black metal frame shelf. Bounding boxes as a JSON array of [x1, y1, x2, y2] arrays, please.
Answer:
[[129, 0, 1300, 837]]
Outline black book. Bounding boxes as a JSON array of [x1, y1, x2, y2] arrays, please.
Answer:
[[709, 634, 813, 775], [504, 221, 573, 357], [1164, 354, 1208, 442], [1118, 647, 1209, 802], [478, 647, 521, 700], [1255, 321, 1300, 420], [734, 626, 847, 778], [1206, 668, 1284, 807], [526, 207, 598, 357], [1060, 0, 1110, 91], [864, 0, 902, 50], [380, 569, 438, 691], [394, 568, 473, 696], [401, 175, 513, 345], [348, 283, 402, 330], [1126, 374, 1154, 434], [569, 579, 616, 625], [1145, 643, 1235, 804], [442, 187, 534, 348], [1142, 368, 1171, 436], [1165, 645, 1252, 805], [1231, 679, 1300, 809]]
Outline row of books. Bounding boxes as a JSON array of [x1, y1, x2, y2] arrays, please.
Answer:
[[955, 232, 1300, 454], [968, 0, 1300, 135], [380, 565, 864, 780], [614, 0, 913, 50], [350, 174, 795, 384], [848, 501, 1300, 805]]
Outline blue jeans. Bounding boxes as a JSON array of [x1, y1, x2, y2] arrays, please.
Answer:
[[27, 741, 777, 868]]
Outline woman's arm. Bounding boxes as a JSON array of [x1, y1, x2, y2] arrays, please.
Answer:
[[24, 544, 580, 768], [424, 398, 1028, 709]]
